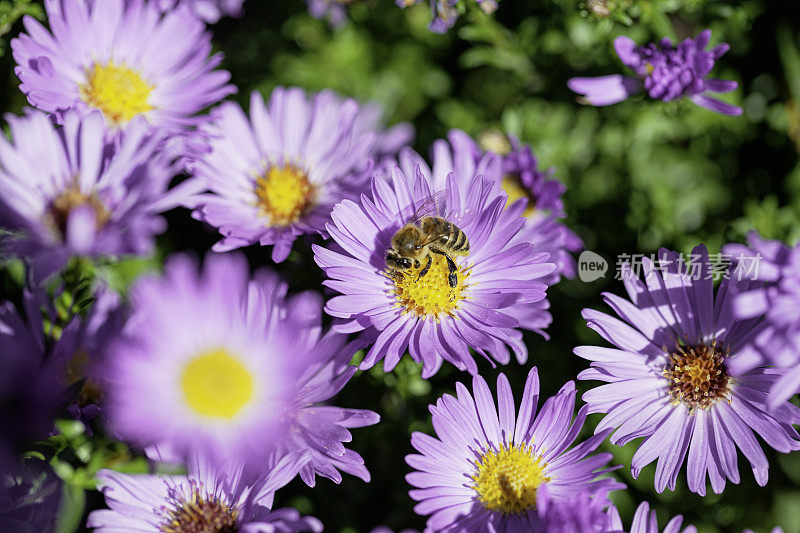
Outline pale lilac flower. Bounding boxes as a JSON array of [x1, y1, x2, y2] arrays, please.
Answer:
[[0, 110, 184, 281], [185, 88, 412, 262], [723, 232, 800, 406], [88, 452, 322, 532], [156, 0, 245, 23], [406, 368, 622, 531], [245, 270, 380, 487], [576, 245, 800, 495], [104, 253, 305, 465], [12, 0, 234, 134], [396, 1, 497, 33], [314, 169, 555, 377], [568, 30, 741, 115]]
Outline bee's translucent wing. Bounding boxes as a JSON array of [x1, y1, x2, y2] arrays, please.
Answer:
[[408, 189, 449, 223]]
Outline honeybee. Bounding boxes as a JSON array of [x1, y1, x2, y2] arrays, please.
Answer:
[[385, 191, 470, 288]]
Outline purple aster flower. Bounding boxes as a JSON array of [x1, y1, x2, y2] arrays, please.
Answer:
[[104, 253, 306, 465], [405, 368, 623, 532], [314, 168, 555, 377], [12, 0, 234, 135], [0, 291, 63, 451], [575, 244, 800, 495], [568, 29, 741, 116], [87, 452, 322, 532], [607, 501, 695, 533], [398, 129, 583, 283], [0, 462, 62, 533], [156, 0, 245, 23], [0, 110, 185, 281], [185, 88, 413, 262], [722, 232, 800, 407], [244, 270, 380, 487]]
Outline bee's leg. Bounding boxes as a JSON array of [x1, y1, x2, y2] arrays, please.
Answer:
[[418, 254, 432, 280], [431, 249, 458, 287]]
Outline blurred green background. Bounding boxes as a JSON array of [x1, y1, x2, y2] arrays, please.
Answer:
[[2, 0, 800, 531]]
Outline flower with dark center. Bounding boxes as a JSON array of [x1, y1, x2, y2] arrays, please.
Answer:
[[568, 29, 742, 116], [88, 453, 322, 532], [0, 110, 182, 281], [576, 244, 800, 495]]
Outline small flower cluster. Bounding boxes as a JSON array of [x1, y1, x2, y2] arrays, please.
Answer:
[[0, 1, 792, 532]]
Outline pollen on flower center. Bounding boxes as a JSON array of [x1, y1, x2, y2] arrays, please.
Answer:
[[391, 253, 468, 318], [158, 488, 238, 533], [254, 165, 315, 226], [80, 61, 153, 125], [663, 341, 732, 411], [47, 187, 110, 239], [472, 444, 551, 515], [501, 176, 536, 217], [180, 349, 255, 419]]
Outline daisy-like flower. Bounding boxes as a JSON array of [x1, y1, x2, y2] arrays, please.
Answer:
[[575, 244, 800, 495], [398, 130, 582, 283], [0, 110, 183, 280], [12, 0, 234, 134], [607, 502, 695, 533], [568, 30, 741, 116], [87, 452, 322, 532], [245, 270, 380, 487], [405, 368, 622, 532], [156, 0, 245, 23], [314, 168, 555, 377], [185, 88, 413, 262], [104, 253, 305, 464], [723, 232, 800, 406]]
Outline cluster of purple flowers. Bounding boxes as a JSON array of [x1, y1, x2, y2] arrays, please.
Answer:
[[0, 0, 791, 532]]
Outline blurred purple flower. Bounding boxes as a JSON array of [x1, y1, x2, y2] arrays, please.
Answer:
[[607, 501, 696, 533], [88, 452, 322, 532], [0, 110, 186, 281], [0, 461, 61, 533], [568, 30, 741, 116], [156, 0, 245, 23], [576, 245, 800, 495], [185, 88, 413, 262], [723, 232, 800, 407], [12, 0, 234, 135], [104, 253, 305, 466], [306, 0, 349, 27], [245, 270, 380, 487], [314, 169, 555, 377], [405, 368, 622, 532], [535, 486, 619, 533]]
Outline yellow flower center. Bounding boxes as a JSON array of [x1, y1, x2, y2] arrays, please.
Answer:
[[663, 341, 732, 411], [501, 176, 536, 217], [472, 444, 551, 515], [80, 60, 153, 125], [46, 186, 110, 239], [391, 253, 468, 318], [180, 349, 255, 420], [254, 165, 315, 226]]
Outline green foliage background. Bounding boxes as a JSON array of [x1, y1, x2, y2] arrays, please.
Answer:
[[2, 0, 800, 531]]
